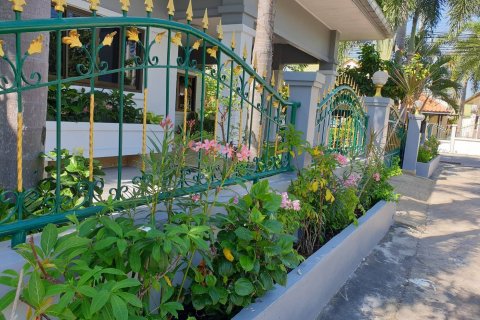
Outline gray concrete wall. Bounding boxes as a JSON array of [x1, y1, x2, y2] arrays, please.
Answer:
[[234, 200, 396, 320], [416, 155, 440, 178]]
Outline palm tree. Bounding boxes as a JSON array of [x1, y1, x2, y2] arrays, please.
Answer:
[[249, 0, 277, 156]]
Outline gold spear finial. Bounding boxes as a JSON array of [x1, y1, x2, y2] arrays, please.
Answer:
[[271, 72, 276, 87], [9, 0, 26, 12], [120, 0, 130, 12], [253, 52, 257, 70], [0, 40, 4, 58], [231, 31, 236, 49], [52, 0, 67, 13], [243, 43, 248, 60], [202, 8, 209, 29], [167, 0, 175, 16], [217, 19, 224, 40], [186, 0, 193, 22], [89, 0, 101, 11], [145, 0, 153, 12]]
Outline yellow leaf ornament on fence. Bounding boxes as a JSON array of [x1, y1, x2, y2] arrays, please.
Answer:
[[192, 39, 202, 50], [207, 46, 218, 59], [171, 32, 183, 46], [28, 35, 44, 55], [154, 31, 166, 44], [62, 30, 83, 48], [102, 31, 117, 46], [127, 28, 140, 42]]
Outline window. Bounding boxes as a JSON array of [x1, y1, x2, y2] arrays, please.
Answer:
[[48, 7, 144, 92], [176, 75, 197, 112]]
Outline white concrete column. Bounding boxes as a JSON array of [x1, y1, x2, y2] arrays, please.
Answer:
[[450, 125, 457, 153], [402, 113, 425, 173], [284, 71, 326, 168], [364, 97, 392, 151], [318, 69, 337, 96]]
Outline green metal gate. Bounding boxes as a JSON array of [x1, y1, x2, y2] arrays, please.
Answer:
[[0, 0, 298, 245], [315, 77, 368, 156], [384, 106, 406, 167]]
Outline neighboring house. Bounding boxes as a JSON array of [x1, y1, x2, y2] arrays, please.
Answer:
[[462, 93, 480, 136], [341, 58, 360, 69], [418, 95, 454, 128]]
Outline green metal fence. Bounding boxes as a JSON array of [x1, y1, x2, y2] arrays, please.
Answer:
[[0, 1, 298, 246], [315, 78, 368, 156], [384, 106, 406, 167]]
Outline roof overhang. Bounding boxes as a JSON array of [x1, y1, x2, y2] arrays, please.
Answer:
[[466, 92, 480, 105], [294, 0, 393, 40]]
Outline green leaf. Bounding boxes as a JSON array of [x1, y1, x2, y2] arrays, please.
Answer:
[[56, 236, 91, 254], [116, 292, 142, 308], [94, 236, 118, 251], [162, 301, 184, 318], [239, 255, 255, 272], [28, 273, 45, 307], [110, 295, 128, 320], [90, 290, 110, 315], [76, 285, 97, 298], [0, 290, 15, 311], [129, 250, 142, 273], [234, 278, 254, 297], [205, 275, 217, 287], [262, 220, 283, 234], [100, 217, 123, 237], [112, 278, 141, 291], [262, 194, 282, 212], [117, 239, 128, 255], [41, 224, 58, 256], [251, 207, 265, 224], [259, 272, 274, 291], [234, 227, 253, 241]]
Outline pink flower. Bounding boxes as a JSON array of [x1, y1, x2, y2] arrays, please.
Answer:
[[187, 119, 196, 130], [292, 200, 301, 211], [221, 144, 235, 159], [280, 192, 301, 211], [190, 141, 203, 152], [191, 194, 200, 202], [343, 173, 361, 188], [334, 154, 348, 166], [236, 145, 251, 162], [160, 115, 173, 129], [233, 196, 239, 204], [373, 172, 381, 182]]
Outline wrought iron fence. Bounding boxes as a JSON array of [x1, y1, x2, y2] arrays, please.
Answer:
[[315, 77, 368, 156], [0, 1, 298, 245], [426, 123, 449, 140], [384, 106, 406, 167]]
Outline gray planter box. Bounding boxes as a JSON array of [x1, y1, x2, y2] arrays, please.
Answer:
[[234, 200, 396, 320], [416, 155, 440, 178]]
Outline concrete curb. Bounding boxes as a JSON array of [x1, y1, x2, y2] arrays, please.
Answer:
[[234, 200, 396, 320], [416, 155, 441, 178]]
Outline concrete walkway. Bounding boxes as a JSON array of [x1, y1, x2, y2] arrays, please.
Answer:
[[319, 154, 480, 320]]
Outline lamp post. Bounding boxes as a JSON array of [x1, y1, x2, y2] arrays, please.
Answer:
[[372, 70, 389, 97]]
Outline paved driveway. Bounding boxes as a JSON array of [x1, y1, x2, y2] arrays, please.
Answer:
[[318, 154, 480, 320]]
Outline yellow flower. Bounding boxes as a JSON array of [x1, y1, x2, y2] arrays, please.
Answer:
[[102, 31, 117, 47], [223, 248, 234, 262], [0, 40, 4, 58], [312, 148, 322, 157], [28, 35, 44, 55], [207, 46, 218, 59], [154, 31, 166, 44], [164, 275, 172, 287], [62, 30, 82, 48], [310, 181, 319, 192], [171, 32, 183, 47], [325, 189, 335, 203], [126, 28, 140, 42]]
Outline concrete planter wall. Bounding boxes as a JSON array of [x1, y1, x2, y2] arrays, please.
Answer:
[[45, 121, 163, 158], [234, 200, 396, 320], [416, 155, 440, 178]]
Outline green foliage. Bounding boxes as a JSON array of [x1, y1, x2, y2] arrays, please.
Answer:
[[189, 180, 301, 316], [47, 85, 160, 124], [417, 137, 439, 163]]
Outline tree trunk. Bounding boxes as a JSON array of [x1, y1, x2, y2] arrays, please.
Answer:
[[250, 0, 276, 156], [0, 2, 50, 191], [458, 78, 469, 130], [394, 22, 407, 63], [407, 8, 420, 61]]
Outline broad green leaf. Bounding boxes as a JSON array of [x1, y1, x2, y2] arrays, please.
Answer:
[[162, 301, 183, 318], [234, 227, 253, 241], [110, 295, 128, 320], [112, 278, 141, 291], [205, 274, 217, 287], [116, 292, 142, 308], [251, 207, 265, 224], [261, 194, 282, 212], [100, 217, 123, 237], [28, 273, 45, 307], [94, 236, 118, 251], [76, 285, 97, 298], [90, 290, 110, 315], [129, 250, 142, 272], [0, 290, 15, 311], [40, 224, 58, 256], [262, 220, 283, 234], [259, 272, 274, 291], [239, 255, 254, 272], [117, 239, 128, 255], [234, 278, 254, 296]]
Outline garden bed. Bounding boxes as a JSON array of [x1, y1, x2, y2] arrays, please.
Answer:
[[416, 155, 440, 178], [234, 200, 396, 320]]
